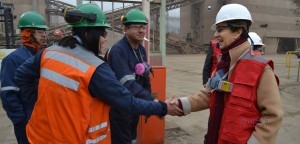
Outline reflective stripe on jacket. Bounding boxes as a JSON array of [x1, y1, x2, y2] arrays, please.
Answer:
[[210, 39, 221, 76], [27, 46, 111, 144], [209, 51, 278, 143]]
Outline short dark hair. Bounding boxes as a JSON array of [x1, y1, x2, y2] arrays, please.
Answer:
[[124, 22, 146, 27], [226, 20, 251, 38], [253, 45, 263, 50]]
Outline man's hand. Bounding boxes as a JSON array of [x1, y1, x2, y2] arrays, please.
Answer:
[[165, 95, 184, 116]]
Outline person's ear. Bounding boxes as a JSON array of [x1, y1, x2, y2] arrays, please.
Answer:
[[124, 26, 129, 33], [84, 32, 88, 38], [235, 28, 243, 38]]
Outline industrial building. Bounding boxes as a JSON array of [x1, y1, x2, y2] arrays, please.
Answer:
[[1, 0, 300, 54], [181, 0, 300, 54]]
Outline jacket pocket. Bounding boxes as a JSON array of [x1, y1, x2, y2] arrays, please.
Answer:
[[220, 130, 244, 144], [230, 83, 253, 108], [220, 107, 257, 143]]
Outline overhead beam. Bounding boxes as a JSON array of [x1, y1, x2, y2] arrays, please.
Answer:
[[84, 0, 161, 4]]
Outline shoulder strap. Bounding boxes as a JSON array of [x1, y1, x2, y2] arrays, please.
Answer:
[[104, 48, 112, 62]]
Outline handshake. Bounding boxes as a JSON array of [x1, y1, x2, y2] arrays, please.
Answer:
[[165, 95, 184, 116]]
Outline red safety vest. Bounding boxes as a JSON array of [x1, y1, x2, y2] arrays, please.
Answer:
[[27, 46, 111, 144], [210, 39, 221, 76], [209, 51, 278, 143]]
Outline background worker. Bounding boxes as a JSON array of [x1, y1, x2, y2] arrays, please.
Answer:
[[248, 32, 265, 55], [14, 4, 175, 143], [202, 39, 221, 86], [51, 28, 63, 45], [105, 9, 155, 144], [0, 11, 48, 144], [169, 3, 283, 143]]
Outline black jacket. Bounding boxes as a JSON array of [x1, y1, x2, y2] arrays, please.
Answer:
[[202, 45, 213, 85]]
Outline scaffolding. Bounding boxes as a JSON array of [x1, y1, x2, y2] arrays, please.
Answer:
[[0, 2, 17, 49]]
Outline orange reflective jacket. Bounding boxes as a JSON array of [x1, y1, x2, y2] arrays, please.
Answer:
[[27, 46, 111, 144]]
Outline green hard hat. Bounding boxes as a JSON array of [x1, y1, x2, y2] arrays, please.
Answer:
[[122, 9, 147, 25], [68, 3, 111, 28], [18, 11, 48, 29]]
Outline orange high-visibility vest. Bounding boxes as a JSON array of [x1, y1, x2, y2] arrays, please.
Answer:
[[209, 51, 278, 143], [210, 39, 221, 76], [27, 46, 111, 144]]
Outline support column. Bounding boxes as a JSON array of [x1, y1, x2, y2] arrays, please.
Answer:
[[160, 0, 166, 66]]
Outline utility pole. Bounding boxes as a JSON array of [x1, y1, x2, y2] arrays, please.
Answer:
[[142, 0, 151, 62]]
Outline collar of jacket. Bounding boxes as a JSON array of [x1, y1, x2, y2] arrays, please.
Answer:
[[228, 41, 251, 77], [122, 36, 131, 49], [22, 45, 37, 56], [122, 35, 143, 50]]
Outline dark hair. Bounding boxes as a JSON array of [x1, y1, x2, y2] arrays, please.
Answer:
[[253, 45, 262, 50], [59, 27, 106, 55], [226, 20, 251, 38], [124, 22, 146, 27]]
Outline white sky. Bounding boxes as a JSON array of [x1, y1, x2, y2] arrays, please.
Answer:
[[59, 0, 179, 17]]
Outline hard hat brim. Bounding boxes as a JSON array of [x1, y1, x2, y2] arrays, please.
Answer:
[[211, 18, 253, 30]]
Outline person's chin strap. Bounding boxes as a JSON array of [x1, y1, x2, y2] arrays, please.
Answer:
[[73, 35, 83, 45]]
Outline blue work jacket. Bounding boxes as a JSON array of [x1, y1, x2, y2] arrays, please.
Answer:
[[1, 45, 37, 125]]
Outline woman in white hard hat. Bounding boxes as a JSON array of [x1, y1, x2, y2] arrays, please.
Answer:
[[248, 32, 265, 54], [168, 3, 283, 144]]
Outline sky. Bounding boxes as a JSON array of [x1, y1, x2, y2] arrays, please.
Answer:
[[59, 0, 180, 17]]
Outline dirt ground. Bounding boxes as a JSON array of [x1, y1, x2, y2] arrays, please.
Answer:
[[1, 54, 299, 143]]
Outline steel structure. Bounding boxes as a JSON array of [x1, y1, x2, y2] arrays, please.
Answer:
[[45, 0, 205, 54], [0, 2, 16, 49], [45, 0, 74, 16]]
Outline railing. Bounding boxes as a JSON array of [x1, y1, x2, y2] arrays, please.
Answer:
[[297, 60, 300, 81], [285, 51, 299, 79]]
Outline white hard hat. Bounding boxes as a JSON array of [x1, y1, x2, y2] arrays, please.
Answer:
[[211, 3, 253, 29], [248, 32, 264, 46]]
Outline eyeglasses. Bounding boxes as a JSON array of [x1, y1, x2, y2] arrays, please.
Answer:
[[63, 7, 96, 24], [216, 25, 229, 33], [34, 29, 46, 35], [128, 24, 146, 30], [101, 31, 107, 38]]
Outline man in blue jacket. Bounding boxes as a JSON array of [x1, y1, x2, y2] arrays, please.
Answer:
[[105, 9, 155, 144], [0, 11, 48, 144]]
